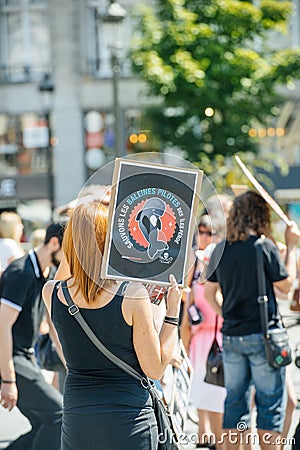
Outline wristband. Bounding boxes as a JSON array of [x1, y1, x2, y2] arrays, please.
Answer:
[[164, 316, 180, 326], [1, 379, 16, 384]]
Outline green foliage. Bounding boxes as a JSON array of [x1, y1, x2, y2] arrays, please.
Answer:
[[131, 0, 300, 163], [193, 150, 289, 193], [260, 0, 292, 30]]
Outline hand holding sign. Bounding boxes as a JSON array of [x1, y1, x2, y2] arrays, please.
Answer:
[[234, 155, 292, 226]]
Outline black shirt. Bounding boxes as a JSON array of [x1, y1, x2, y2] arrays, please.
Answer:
[[207, 236, 288, 336], [0, 250, 50, 357]]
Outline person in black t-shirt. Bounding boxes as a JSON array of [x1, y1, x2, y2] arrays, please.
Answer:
[[205, 191, 300, 450], [0, 223, 65, 450]]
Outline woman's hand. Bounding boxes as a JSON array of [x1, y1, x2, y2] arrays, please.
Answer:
[[166, 274, 182, 318], [285, 221, 300, 248], [170, 353, 183, 369]]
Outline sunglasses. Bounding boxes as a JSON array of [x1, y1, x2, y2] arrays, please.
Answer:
[[198, 229, 216, 237]]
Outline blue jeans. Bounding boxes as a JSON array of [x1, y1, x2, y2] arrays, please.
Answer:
[[222, 333, 286, 432]]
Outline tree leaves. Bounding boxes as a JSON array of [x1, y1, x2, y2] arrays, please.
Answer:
[[130, 0, 300, 165]]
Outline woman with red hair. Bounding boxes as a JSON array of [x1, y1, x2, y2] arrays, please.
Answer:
[[42, 201, 182, 450]]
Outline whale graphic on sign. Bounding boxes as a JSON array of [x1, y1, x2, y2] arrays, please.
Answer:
[[135, 197, 169, 259]]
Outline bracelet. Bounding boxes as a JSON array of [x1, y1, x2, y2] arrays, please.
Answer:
[[165, 316, 179, 323], [164, 316, 180, 326], [164, 318, 179, 326], [1, 379, 16, 384]]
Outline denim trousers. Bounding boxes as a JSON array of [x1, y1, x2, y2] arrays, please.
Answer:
[[222, 333, 286, 432]]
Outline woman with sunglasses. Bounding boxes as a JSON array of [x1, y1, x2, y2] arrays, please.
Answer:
[[181, 214, 226, 449]]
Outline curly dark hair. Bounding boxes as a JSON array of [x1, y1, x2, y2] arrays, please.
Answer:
[[226, 191, 271, 242]]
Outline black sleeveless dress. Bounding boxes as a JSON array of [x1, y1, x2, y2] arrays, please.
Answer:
[[51, 283, 158, 450]]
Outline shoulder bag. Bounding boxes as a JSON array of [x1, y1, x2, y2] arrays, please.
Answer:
[[204, 315, 224, 387], [61, 280, 180, 450], [255, 238, 292, 369]]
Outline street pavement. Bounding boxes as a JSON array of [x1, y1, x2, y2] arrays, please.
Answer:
[[0, 302, 299, 449]]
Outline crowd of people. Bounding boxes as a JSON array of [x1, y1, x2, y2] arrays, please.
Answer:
[[0, 185, 300, 450]]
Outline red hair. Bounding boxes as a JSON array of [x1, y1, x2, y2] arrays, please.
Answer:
[[62, 202, 109, 303]]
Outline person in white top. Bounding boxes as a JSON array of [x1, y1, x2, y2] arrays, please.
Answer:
[[0, 211, 25, 271]]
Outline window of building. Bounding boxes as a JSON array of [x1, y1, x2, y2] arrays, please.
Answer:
[[83, 108, 151, 178], [86, 0, 133, 78], [0, 0, 51, 82], [0, 112, 51, 176]]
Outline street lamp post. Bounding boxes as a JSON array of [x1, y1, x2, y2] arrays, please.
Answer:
[[38, 73, 55, 219], [99, 0, 127, 158], [111, 51, 124, 158]]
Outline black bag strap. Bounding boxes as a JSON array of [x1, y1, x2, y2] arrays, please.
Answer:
[[255, 238, 269, 336], [214, 314, 218, 341], [187, 257, 198, 306], [214, 315, 218, 340], [61, 280, 148, 386]]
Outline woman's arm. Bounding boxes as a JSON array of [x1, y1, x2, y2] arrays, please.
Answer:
[[181, 250, 196, 304], [204, 281, 223, 317], [129, 274, 182, 380], [179, 298, 192, 353]]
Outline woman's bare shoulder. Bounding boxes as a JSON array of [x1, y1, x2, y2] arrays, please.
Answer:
[[124, 282, 149, 300], [42, 279, 59, 310], [43, 279, 57, 296]]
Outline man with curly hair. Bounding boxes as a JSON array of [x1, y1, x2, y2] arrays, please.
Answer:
[[205, 190, 300, 450]]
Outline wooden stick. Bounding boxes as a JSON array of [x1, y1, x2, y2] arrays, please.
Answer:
[[235, 155, 291, 226]]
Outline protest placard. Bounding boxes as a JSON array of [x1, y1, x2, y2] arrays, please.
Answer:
[[101, 159, 202, 286]]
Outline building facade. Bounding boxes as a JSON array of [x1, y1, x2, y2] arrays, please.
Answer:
[[0, 0, 149, 217], [0, 0, 300, 219]]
